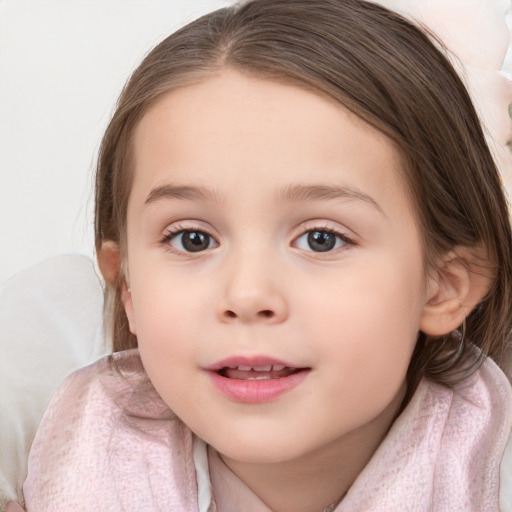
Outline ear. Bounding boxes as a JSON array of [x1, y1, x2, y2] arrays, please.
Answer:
[[121, 283, 137, 336], [98, 240, 137, 335], [420, 247, 492, 336], [97, 240, 121, 285]]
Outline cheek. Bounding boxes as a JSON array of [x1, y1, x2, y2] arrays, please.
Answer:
[[131, 281, 205, 408], [127, 266, 209, 364], [307, 285, 420, 429], [302, 258, 424, 380]]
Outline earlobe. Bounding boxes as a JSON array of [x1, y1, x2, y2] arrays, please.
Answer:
[[121, 282, 137, 336], [98, 240, 137, 335], [419, 247, 492, 336]]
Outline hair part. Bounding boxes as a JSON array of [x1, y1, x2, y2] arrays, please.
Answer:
[[95, 0, 512, 393]]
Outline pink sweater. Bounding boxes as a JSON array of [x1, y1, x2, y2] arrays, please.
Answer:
[[23, 350, 512, 511]]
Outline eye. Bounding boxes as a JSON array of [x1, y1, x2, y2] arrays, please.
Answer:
[[162, 229, 217, 253], [294, 229, 350, 253]]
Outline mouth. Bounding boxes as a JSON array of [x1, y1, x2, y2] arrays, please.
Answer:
[[217, 364, 303, 380], [205, 357, 310, 403]]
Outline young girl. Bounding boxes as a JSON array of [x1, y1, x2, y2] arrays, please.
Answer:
[[18, 0, 512, 510]]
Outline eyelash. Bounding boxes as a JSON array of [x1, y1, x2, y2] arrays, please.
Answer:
[[159, 225, 200, 245], [293, 225, 355, 255], [159, 224, 217, 255], [158, 223, 356, 255]]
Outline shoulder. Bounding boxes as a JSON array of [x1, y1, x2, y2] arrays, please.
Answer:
[[501, 431, 512, 512], [415, 357, 512, 510], [461, 357, 512, 512], [23, 350, 199, 511], [27, 349, 170, 436]]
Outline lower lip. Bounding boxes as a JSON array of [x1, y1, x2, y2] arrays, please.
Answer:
[[207, 369, 310, 403]]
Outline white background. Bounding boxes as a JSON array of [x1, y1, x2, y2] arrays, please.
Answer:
[[1, 0, 510, 285], [0, 0, 232, 284]]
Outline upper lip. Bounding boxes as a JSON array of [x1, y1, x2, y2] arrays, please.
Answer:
[[205, 355, 302, 371]]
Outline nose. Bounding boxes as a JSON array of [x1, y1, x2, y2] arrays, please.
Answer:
[[216, 255, 289, 324]]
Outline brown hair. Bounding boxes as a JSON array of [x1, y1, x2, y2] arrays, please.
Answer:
[[95, 0, 512, 392]]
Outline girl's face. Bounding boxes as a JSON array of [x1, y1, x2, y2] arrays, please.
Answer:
[[122, 70, 433, 464]]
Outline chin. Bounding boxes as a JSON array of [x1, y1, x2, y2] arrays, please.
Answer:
[[210, 425, 347, 467], [204, 429, 310, 465]]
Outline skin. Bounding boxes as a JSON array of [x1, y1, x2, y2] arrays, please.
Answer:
[[119, 70, 473, 511]]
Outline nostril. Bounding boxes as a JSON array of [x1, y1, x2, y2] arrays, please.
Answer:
[[221, 309, 277, 321]]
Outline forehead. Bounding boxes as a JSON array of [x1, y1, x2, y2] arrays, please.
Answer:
[[129, 70, 409, 214]]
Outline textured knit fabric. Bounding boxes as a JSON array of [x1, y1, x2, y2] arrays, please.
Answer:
[[24, 351, 199, 511], [336, 358, 512, 511], [23, 349, 512, 511]]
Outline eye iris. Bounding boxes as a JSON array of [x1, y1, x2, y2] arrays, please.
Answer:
[[307, 230, 336, 252], [181, 231, 210, 252]]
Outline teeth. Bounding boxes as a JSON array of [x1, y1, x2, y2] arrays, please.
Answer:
[[235, 364, 277, 372], [246, 375, 271, 380], [222, 364, 291, 373]]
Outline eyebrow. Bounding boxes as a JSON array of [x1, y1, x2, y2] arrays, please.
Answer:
[[145, 182, 384, 215], [145, 184, 222, 205], [276, 184, 384, 215]]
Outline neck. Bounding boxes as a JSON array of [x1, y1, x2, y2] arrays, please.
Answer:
[[219, 387, 405, 512]]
